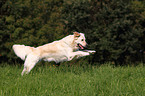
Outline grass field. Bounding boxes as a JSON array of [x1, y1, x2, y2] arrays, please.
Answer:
[[0, 62, 144, 96]]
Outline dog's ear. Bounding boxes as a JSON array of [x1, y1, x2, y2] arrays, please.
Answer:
[[73, 32, 80, 37]]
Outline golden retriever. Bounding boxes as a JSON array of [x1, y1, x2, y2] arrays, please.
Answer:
[[13, 32, 95, 75]]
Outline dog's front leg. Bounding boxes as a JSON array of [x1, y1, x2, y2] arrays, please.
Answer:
[[83, 50, 96, 54], [68, 51, 90, 61]]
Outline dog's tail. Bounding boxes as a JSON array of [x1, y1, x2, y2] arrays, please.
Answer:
[[12, 44, 35, 60]]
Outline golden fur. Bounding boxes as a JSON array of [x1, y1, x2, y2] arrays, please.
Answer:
[[13, 32, 95, 75]]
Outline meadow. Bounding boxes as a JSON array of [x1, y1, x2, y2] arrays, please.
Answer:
[[0, 62, 144, 96]]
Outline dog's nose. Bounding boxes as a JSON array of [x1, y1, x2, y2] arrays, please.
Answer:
[[85, 43, 88, 47], [84, 43, 88, 49]]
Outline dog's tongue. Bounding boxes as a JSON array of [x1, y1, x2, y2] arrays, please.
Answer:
[[79, 44, 84, 49]]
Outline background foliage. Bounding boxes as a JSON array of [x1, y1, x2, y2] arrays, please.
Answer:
[[0, 0, 145, 65]]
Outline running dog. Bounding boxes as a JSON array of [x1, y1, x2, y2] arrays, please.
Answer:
[[13, 32, 95, 75]]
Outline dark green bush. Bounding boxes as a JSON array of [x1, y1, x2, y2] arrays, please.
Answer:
[[0, 0, 144, 64], [61, 0, 145, 64]]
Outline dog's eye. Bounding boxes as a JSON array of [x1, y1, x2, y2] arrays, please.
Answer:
[[81, 39, 84, 41]]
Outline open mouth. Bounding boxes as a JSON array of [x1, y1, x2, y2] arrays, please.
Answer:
[[77, 43, 84, 49]]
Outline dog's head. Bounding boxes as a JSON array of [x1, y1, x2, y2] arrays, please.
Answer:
[[73, 32, 87, 50]]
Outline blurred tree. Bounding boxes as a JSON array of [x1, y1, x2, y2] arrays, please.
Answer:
[[0, 0, 65, 63], [0, 0, 144, 64], [61, 0, 145, 64]]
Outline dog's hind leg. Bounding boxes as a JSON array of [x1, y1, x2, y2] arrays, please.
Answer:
[[21, 54, 39, 76], [21, 67, 27, 76]]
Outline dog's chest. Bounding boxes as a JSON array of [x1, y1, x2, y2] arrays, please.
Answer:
[[43, 55, 68, 63]]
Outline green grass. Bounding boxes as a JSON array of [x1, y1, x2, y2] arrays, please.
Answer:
[[0, 63, 144, 96]]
